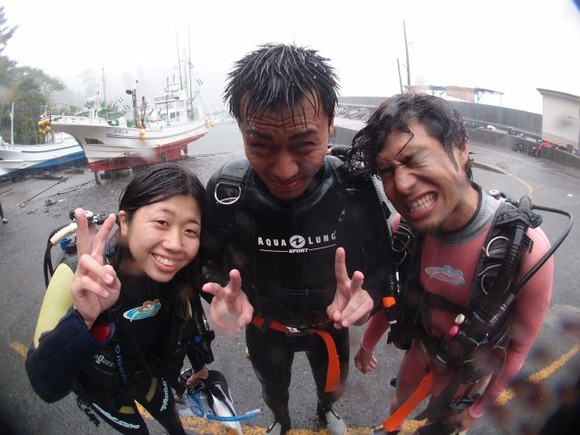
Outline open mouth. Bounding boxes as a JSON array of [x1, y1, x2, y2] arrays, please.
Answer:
[[153, 254, 177, 268], [408, 193, 436, 214]]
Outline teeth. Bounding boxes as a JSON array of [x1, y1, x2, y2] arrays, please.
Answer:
[[154, 255, 176, 266], [409, 193, 435, 213]]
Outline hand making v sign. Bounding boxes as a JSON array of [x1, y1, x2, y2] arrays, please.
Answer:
[[70, 208, 121, 330]]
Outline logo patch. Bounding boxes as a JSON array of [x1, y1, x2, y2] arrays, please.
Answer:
[[123, 299, 161, 321], [425, 264, 465, 286]]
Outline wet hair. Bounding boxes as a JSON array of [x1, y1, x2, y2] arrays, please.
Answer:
[[223, 43, 339, 125], [348, 93, 472, 180], [119, 162, 207, 223]]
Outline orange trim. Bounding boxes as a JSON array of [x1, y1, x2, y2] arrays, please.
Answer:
[[311, 329, 340, 392], [252, 315, 340, 392], [383, 296, 396, 308], [383, 370, 434, 431]]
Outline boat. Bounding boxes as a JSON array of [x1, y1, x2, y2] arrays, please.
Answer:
[[49, 75, 210, 173], [0, 132, 86, 180]]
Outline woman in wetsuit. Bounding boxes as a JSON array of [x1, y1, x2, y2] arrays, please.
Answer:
[[26, 163, 213, 434]]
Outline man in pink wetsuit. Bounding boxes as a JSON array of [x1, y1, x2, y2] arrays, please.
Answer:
[[347, 94, 553, 434]]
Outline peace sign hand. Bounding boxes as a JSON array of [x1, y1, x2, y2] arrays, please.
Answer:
[[70, 208, 121, 330], [327, 247, 373, 329], [202, 269, 254, 335]]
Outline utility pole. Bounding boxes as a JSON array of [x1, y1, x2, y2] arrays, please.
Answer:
[[403, 20, 411, 90], [397, 59, 404, 94]]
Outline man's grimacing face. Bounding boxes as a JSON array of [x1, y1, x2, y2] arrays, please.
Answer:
[[376, 120, 474, 233]]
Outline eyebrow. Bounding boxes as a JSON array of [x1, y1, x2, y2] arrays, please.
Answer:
[[395, 130, 415, 158], [245, 127, 318, 141], [157, 207, 201, 226]]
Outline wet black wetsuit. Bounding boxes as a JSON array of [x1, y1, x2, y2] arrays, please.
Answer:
[[26, 249, 210, 434], [202, 155, 393, 424]]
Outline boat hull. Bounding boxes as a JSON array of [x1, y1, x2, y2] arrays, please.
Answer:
[[51, 115, 209, 171], [0, 137, 86, 179]]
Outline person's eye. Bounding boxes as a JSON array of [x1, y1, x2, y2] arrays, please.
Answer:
[[184, 227, 200, 238], [251, 142, 271, 151], [154, 219, 168, 227], [378, 165, 394, 177]]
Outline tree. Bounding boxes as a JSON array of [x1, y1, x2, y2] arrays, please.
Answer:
[[0, 6, 17, 55], [6, 76, 48, 144], [0, 6, 65, 143]]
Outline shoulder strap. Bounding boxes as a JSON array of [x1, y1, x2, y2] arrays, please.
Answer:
[[210, 160, 251, 237], [212, 159, 250, 206], [444, 196, 541, 365], [467, 196, 540, 317]]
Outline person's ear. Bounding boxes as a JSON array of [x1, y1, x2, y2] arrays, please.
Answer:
[[456, 145, 470, 169], [118, 210, 129, 237]]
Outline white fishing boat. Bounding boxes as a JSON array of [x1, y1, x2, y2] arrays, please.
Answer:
[[0, 132, 86, 180], [50, 74, 210, 172]]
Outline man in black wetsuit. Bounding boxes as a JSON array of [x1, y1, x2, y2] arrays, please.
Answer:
[[201, 43, 395, 435]]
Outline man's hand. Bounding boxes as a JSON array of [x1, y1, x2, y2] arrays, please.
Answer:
[[71, 208, 121, 330], [354, 346, 378, 374], [202, 269, 254, 334], [327, 247, 373, 328], [444, 408, 477, 433]]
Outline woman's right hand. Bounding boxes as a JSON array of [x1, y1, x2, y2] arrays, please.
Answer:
[[71, 208, 121, 329], [354, 346, 378, 374]]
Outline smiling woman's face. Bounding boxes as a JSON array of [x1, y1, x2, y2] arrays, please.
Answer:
[[119, 194, 202, 282]]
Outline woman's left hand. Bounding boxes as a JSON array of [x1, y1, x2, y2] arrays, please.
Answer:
[[186, 365, 209, 385]]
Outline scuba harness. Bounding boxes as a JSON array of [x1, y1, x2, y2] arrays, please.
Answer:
[[206, 149, 399, 315], [382, 191, 573, 430], [206, 150, 398, 394]]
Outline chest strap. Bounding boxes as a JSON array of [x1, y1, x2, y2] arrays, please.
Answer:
[[252, 315, 340, 393]]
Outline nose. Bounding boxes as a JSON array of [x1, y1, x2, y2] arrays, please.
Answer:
[[393, 166, 417, 194], [163, 227, 182, 251], [271, 152, 299, 180]]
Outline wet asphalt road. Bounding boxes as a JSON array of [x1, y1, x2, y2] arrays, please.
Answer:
[[0, 122, 579, 434]]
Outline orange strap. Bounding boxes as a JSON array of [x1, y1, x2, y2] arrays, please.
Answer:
[[252, 316, 340, 392], [383, 370, 434, 432]]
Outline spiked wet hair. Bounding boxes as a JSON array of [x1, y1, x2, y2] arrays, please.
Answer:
[[348, 93, 472, 180], [224, 43, 339, 125]]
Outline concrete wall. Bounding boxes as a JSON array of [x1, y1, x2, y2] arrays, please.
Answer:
[[332, 106, 580, 171], [331, 125, 359, 147], [338, 97, 542, 137]]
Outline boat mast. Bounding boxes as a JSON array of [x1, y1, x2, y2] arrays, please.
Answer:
[[102, 68, 107, 108], [176, 33, 184, 93], [10, 102, 14, 145], [187, 27, 194, 120]]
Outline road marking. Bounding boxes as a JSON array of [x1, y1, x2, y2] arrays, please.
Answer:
[[11, 336, 580, 433], [471, 143, 580, 182], [471, 154, 534, 197], [10, 341, 28, 357], [496, 343, 580, 405]]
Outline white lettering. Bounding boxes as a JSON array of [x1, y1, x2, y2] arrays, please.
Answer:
[[92, 403, 141, 429], [257, 231, 337, 251], [160, 379, 169, 411]]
